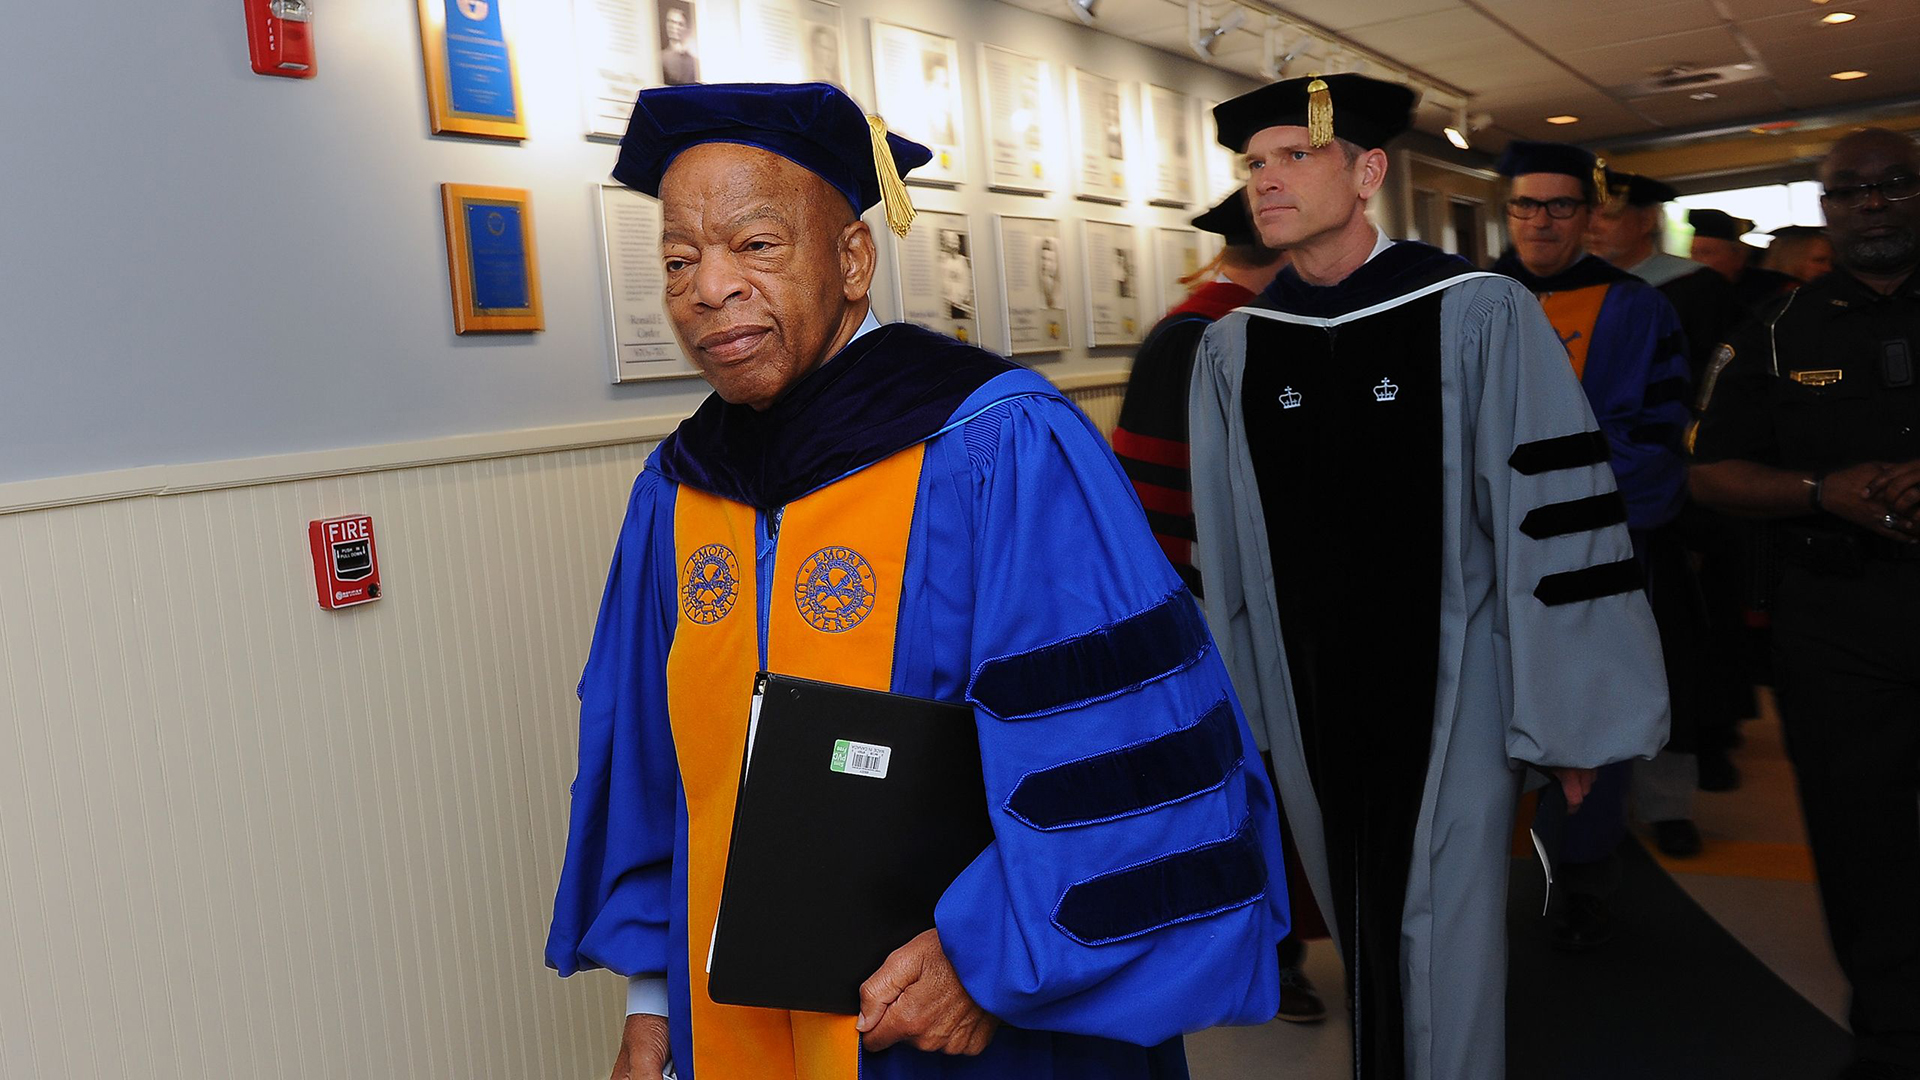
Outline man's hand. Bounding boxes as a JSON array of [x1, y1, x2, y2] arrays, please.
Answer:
[[1822, 461, 1915, 542], [857, 928, 999, 1055], [609, 1013, 671, 1080], [1551, 767, 1597, 813], [1865, 459, 1920, 535]]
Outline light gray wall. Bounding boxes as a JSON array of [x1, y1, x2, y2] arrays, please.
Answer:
[[0, 1, 1256, 486]]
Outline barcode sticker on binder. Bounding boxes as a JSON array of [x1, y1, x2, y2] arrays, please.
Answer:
[[830, 739, 892, 779]]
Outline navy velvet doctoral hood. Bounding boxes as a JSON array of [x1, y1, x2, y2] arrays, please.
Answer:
[[1491, 251, 1632, 294], [651, 322, 1018, 509], [1255, 240, 1476, 319]]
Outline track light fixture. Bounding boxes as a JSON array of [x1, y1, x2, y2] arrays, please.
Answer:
[[1189, 2, 1249, 61], [1067, 0, 1097, 26]]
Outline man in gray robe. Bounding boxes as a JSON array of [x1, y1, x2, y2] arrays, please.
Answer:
[[1188, 73, 1670, 1079]]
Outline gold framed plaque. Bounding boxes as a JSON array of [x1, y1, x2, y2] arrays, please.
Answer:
[[418, 0, 528, 141], [440, 183, 544, 334]]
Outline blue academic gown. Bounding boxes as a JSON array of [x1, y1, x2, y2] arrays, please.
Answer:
[[546, 322, 1289, 1079]]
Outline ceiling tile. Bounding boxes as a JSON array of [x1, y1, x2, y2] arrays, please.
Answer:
[[1263, 0, 1470, 34], [1566, 27, 1753, 87], [1473, 0, 1720, 50]]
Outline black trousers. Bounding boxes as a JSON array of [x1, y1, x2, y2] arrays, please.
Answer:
[[1773, 561, 1920, 1068]]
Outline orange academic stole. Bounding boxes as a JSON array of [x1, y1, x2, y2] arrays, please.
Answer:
[[666, 442, 927, 1080], [1538, 283, 1611, 380]]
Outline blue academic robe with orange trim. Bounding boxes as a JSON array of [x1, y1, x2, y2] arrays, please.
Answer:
[[546, 321, 1289, 1080], [1491, 252, 1693, 530]]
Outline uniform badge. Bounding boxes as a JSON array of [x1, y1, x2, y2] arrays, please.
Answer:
[[795, 546, 877, 633], [1279, 386, 1302, 409], [681, 544, 740, 624], [1789, 368, 1844, 387], [1372, 377, 1399, 402]]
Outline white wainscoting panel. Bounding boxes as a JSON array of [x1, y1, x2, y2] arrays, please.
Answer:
[[0, 380, 1122, 1080]]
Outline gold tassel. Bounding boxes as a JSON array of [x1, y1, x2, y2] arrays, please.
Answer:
[[1594, 156, 1616, 209], [867, 115, 916, 238], [1306, 76, 1334, 148]]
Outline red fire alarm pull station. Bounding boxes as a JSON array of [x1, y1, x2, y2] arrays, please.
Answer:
[[245, 0, 316, 78], [309, 515, 382, 610]]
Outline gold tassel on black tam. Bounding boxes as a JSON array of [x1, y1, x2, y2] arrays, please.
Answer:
[[867, 114, 917, 238], [1306, 76, 1334, 149]]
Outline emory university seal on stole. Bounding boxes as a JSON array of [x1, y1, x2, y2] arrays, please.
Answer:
[[682, 544, 740, 624], [794, 546, 877, 633]]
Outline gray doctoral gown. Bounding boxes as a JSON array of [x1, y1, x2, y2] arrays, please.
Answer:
[[1188, 244, 1669, 1079]]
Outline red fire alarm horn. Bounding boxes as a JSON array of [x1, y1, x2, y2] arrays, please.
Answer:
[[309, 514, 382, 610], [245, 0, 316, 79]]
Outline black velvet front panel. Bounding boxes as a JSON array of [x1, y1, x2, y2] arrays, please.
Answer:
[[1240, 301, 1447, 1080]]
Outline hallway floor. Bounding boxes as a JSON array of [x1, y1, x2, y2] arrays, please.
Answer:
[[1187, 690, 1853, 1078]]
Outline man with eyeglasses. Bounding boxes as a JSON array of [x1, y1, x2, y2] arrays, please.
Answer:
[[1691, 127, 1920, 1080], [1493, 141, 1696, 952]]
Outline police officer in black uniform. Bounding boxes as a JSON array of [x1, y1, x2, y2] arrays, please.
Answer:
[[1691, 127, 1920, 1080]]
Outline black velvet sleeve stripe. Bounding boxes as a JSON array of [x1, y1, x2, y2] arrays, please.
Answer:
[[1144, 507, 1198, 542], [1118, 456, 1191, 492], [1643, 376, 1689, 408], [1051, 817, 1265, 945], [1519, 493, 1629, 539], [1005, 700, 1242, 831], [1534, 558, 1644, 606], [1508, 431, 1610, 475], [1628, 423, 1683, 448], [968, 590, 1211, 720]]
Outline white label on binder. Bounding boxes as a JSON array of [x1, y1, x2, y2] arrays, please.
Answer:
[[830, 739, 892, 779]]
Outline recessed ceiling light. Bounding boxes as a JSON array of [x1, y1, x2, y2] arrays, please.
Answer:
[[1546, 114, 1580, 124], [1690, 91, 1719, 101], [1830, 69, 1870, 80], [1821, 11, 1857, 22], [1735, 62, 1756, 71]]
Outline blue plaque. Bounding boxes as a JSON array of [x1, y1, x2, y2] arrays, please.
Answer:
[[443, 0, 517, 120], [465, 202, 530, 311]]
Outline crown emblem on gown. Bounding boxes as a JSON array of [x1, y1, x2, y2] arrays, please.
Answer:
[[1279, 386, 1302, 409], [1373, 377, 1399, 402]]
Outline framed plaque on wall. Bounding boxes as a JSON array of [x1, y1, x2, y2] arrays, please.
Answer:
[[440, 183, 544, 334], [418, 0, 528, 140]]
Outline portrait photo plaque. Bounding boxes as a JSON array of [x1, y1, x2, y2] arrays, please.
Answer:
[[1144, 84, 1196, 208], [657, 0, 702, 86], [573, 0, 650, 140], [598, 183, 695, 381], [1155, 226, 1205, 314], [1069, 68, 1128, 204], [979, 45, 1054, 195], [1202, 97, 1251, 203], [418, 0, 528, 141], [870, 21, 966, 187], [440, 183, 544, 334], [892, 210, 981, 347], [994, 215, 1069, 356], [743, 0, 848, 88], [1081, 219, 1143, 347]]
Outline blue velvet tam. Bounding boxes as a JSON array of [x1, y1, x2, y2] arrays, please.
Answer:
[[612, 82, 934, 215], [1497, 139, 1606, 199]]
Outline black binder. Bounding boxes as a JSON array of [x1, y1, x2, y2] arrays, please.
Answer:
[[706, 672, 995, 1015]]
